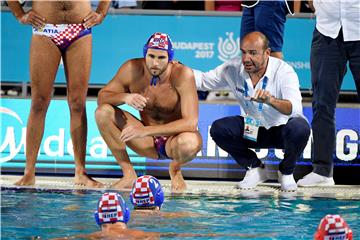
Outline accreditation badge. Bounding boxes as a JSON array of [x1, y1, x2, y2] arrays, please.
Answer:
[[243, 115, 261, 142]]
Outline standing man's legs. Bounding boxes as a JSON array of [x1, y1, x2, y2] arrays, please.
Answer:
[[298, 29, 347, 186], [347, 40, 360, 101], [63, 35, 102, 187], [15, 36, 61, 185], [240, 7, 255, 42], [253, 1, 287, 59]]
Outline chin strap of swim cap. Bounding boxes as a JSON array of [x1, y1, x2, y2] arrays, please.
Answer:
[[143, 32, 174, 62], [150, 76, 160, 86], [94, 192, 131, 226]]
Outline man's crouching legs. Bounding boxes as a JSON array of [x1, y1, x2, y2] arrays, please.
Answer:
[[166, 132, 202, 193], [95, 104, 137, 189]]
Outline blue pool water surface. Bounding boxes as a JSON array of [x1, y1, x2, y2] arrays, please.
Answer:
[[1, 188, 359, 239]]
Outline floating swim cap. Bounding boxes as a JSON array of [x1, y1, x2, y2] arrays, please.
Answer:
[[94, 192, 130, 226], [130, 175, 164, 209], [314, 214, 353, 240], [143, 32, 174, 61]]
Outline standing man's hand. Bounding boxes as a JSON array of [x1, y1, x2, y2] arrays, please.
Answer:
[[18, 10, 45, 29], [83, 11, 105, 28]]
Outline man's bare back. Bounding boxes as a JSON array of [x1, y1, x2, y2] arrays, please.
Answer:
[[32, 1, 92, 24], [67, 228, 160, 240]]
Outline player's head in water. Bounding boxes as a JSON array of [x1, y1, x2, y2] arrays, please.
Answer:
[[314, 214, 353, 240], [130, 175, 164, 210], [94, 192, 131, 226]]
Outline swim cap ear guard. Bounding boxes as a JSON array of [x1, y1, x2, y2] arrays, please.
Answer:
[[314, 214, 353, 240], [94, 192, 131, 226], [129, 175, 164, 209], [143, 32, 174, 62]]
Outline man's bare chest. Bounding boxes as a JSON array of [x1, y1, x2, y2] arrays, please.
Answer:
[[131, 82, 179, 114], [144, 83, 179, 114], [33, 1, 91, 23]]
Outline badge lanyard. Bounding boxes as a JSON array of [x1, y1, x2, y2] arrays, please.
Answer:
[[242, 76, 268, 142], [243, 76, 268, 115]]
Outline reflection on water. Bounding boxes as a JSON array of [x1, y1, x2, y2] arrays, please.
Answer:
[[1, 188, 360, 239]]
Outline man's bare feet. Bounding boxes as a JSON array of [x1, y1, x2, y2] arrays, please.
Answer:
[[14, 173, 35, 186], [110, 174, 137, 190], [169, 161, 186, 193], [74, 173, 104, 188]]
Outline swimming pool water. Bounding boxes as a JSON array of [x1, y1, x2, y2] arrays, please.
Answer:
[[1, 188, 359, 239]]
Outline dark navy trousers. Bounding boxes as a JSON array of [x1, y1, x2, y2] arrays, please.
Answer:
[[240, 0, 287, 52], [210, 116, 310, 175], [311, 28, 360, 177]]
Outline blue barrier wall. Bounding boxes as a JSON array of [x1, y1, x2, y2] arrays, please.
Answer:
[[1, 11, 357, 91], [1, 99, 359, 179]]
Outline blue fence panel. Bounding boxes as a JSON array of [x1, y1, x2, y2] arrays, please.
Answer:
[[1, 11, 357, 90], [1, 99, 359, 178]]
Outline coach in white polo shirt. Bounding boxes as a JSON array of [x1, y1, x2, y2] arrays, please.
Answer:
[[194, 31, 310, 191]]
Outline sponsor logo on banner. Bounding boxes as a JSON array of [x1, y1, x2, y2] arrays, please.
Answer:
[[0, 107, 26, 163], [194, 125, 359, 162], [217, 32, 240, 62], [173, 41, 215, 59], [173, 32, 240, 61], [0, 106, 110, 164], [1, 105, 359, 164]]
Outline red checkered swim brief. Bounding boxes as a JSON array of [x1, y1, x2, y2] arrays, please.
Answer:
[[32, 23, 91, 52]]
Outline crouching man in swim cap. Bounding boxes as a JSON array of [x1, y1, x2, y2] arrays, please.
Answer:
[[95, 33, 202, 193]]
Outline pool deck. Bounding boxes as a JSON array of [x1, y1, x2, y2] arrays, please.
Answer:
[[1, 175, 360, 199]]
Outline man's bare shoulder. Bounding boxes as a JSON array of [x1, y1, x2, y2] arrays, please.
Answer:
[[170, 62, 194, 80], [133, 210, 201, 218], [119, 58, 145, 79], [61, 229, 159, 240], [171, 62, 192, 72], [123, 58, 144, 70]]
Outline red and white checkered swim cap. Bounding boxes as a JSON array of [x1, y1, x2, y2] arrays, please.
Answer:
[[314, 214, 353, 240], [130, 175, 164, 208], [95, 192, 130, 225], [147, 32, 171, 50], [143, 32, 174, 61]]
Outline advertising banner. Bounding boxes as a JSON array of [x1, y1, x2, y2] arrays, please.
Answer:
[[1, 99, 359, 180]]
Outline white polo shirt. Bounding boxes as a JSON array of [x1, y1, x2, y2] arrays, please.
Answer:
[[194, 57, 305, 129], [314, 0, 360, 41]]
